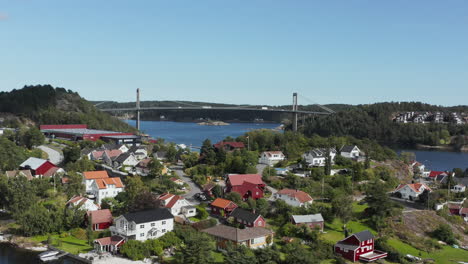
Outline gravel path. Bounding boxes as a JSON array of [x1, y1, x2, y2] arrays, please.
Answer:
[[38, 145, 64, 165]]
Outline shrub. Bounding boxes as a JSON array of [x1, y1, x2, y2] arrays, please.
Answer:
[[431, 224, 457, 245]]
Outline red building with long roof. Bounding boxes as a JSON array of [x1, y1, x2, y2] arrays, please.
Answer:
[[40, 124, 139, 143], [226, 174, 265, 200]]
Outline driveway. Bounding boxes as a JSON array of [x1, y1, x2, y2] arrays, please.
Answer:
[[171, 165, 202, 204], [38, 145, 63, 165]]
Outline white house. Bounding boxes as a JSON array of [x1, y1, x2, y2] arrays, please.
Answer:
[[90, 177, 125, 204], [259, 151, 285, 166], [66, 196, 100, 211], [110, 208, 174, 241], [273, 189, 313, 207], [157, 193, 197, 217], [128, 146, 148, 160], [392, 183, 432, 200], [302, 148, 336, 167], [83, 171, 111, 194], [102, 143, 129, 153], [451, 184, 466, 193], [340, 145, 362, 159], [113, 153, 139, 169]]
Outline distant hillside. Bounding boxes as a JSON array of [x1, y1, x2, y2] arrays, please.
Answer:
[[0, 85, 136, 132]]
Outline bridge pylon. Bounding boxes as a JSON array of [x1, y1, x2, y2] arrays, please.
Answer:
[[136, 88, 141, 130], [292, 92, 298, 132]]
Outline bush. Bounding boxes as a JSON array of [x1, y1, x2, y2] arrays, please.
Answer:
[[120, 240, 150, 260], [431, 224, 457, 245]]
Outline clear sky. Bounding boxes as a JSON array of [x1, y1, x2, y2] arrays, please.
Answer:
[[1, 1, 467, 106]]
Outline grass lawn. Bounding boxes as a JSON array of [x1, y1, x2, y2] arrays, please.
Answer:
[[189, 217, 201, 222], [387, 238, 468, 264], [322, 218, 376, 244], [31, 234, 93, 254], [352, 202, 368, 214]]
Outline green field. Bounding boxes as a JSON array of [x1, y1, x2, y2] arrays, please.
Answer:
[[31, 234, 93, 254]]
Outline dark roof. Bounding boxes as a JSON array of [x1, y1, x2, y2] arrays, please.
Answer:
[[81, 148, 93, 156], [103, 143, 119, 150], [340, 145, 357, 153], [436, 174, 447, 184], [230, 208, 262, 223], [115, 153, 132, 163], [155, 151, 167, 158], [123, 208, 173, 224], [335, 242, 359, 251], [202, 225, 273, 242], [128, 146, 146, 153], [353, 230, 374, 241]]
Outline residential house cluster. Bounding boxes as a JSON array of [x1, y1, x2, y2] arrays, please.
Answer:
[[83, 143, 149, 172], [83, 171, 125, 204], [394, 111, 466, 125], [301, 145, 363, 167]]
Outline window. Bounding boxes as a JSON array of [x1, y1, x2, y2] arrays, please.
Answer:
[[162, 221, 166, 225], [140, 233, 144, 237], [258, 221, 262, 226], [140, 224, 144, 228], [362, 242, 365, 246], [151, 223, 155, 227], [162, 229, 166, 233], [250, 239, 255, 244]]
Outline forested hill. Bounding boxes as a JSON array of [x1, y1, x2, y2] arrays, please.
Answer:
[[0, 85, 136, 132], [303, 102, 468, 149]]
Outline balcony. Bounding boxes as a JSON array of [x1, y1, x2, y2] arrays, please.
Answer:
[[110, 226, 136, 236]]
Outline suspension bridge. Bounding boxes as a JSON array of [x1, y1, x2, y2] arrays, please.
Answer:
[[98, 89, 335, 131]]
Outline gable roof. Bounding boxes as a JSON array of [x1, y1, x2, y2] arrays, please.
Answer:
[[429, 171, 446, 178], [5, 170, 34, 180], [83, 171, 109, 180], [277, 189, 313, 203], [228, 174, 264, 186], [137, 158, 151, 168], [305, 148, 336, 158], [230, 208, 262, 223], [460, 207, 468, 215], [94, 235, 125, 246], [393, 183, 432, 193], [115, 152, 133, 163], [128, 145, 146, 153], [211, 198, 237, 209], [262, 151, 284, 157], [353, 230, 374, 241], [43, 167, 61, 178], [87, 209, 113, 224], [122, 208, 173, 224], [19, 157, 49, 170], [157, 193, 185, 209], [202, 225, 273, 242], [337, 230, 374, 250], [95, 177, 124, 189], [340, 145, 358, 153], [292, 214, 324, 224], [104, 149, 123, 159]]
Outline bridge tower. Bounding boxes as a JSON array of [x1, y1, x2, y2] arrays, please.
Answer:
[[136, 88, 141, 130], [292, 92, 298, 132]]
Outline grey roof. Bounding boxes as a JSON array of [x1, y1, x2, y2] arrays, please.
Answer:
[[341, 145, 358, 153], [123, 208, 173, 224], [230, 208, 262, 223], [81, 148, 93, 156], [115, 153, 132, 163], [202, 225, 274, 242], [335, 242, 359, 251], [128, 146, 146, 153], [155, 151, 167, 159], [19, 157, 49, 170], [102, 143, 119, 150], [292, 214, 324, 224], [101, 135, 140, 139], [305, 148, 336, 158], [41, 128, 123, 136], [436, 174, 447, 184], [353, 230, 374, 241]]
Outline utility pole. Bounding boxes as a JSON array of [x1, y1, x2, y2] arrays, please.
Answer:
[[136, 88, 141, 130], [292, 93, 298, 132]]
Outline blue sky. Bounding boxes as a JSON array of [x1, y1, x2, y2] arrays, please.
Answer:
[[1, 1, 467, 106]]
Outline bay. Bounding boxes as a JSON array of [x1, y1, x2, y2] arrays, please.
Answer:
[[397, 149, 468, 171]]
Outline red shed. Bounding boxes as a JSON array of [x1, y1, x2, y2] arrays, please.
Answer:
[[335, 230, 387, 262], [226, 174, 265, 200], [19, 157, 60, 178], [211, 198, 238, 217], [87, 209, 113, 231]]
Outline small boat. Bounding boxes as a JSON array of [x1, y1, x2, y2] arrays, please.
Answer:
[[38, 250, 60, 262]]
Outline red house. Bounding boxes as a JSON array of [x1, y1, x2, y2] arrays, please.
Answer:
[[230, 208, 266, 227], [211, 198, 238, 217], [226, 174, 265, 200], [19, 157, 62, 178], [335, 230, 387, 262], [214, 141, 245, 152], [87, 209, 113, 231]]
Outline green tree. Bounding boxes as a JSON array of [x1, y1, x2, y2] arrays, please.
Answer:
[[120, 240, 150, 260], [22, 127, 45, 149], [332, 193, 353, 227], [432, 224, 456, 245], [175, 231, 215, 264], [148, 158, 164, 178], [63, 144, 81, 164], [65, 171, 85, 198], [223, 244, 257, 264]]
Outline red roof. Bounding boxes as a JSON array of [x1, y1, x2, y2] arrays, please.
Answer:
[[104, 149, 122, 158], [94, 235, 125, 246], [228, 174, 264, 186], [277, 189, 313, 203], [394, 183, 432, 193], [43, 167, 60, 178], [211, 198, 237, 209], [95, 177, 124, 189], [214, 141, 245, 149], [84, 171, 109, 180], [460, 207, 468, 215], [429, 171, 446, 178], [87, 209, 113, 224]]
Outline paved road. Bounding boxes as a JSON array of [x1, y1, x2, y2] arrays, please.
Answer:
[[171, 165, 202, 204], [38, 145, 63, 165]]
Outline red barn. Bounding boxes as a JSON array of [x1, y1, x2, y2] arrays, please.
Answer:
[[226, 174, 265, 200], [87, 209, 113, 231], [19, 157, 61, 178], [335, 230, 387, 262], [40, 124, 137, 143], [211, 198, 238, 217]]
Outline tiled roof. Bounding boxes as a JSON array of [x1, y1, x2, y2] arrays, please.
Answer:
[[460, 207, 468, 214], [137, 158, 151, 168], [5, 170, 34, 180], [230, 208, 262, 223], [429, 171, 446, 178], [105, 149, 123, 159], [393, 183, 431, 193], [228, 174, 264, 186], [123, 208, 173, 224], [83, 171, 109, 180], [214, 141, 245, 149], [202, 225, 274, 242], [43, 167, 60, 178], [211, 198, 237, 209], [87, 209, 113, 224], [95, 177, 124, 189], [277, 189, 313, 203], [94, 235, 125, 246]]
